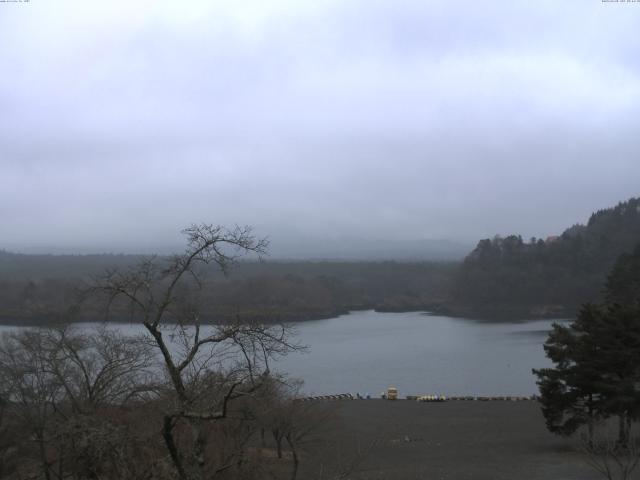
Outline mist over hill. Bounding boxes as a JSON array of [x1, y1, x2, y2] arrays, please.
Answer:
[[450, 196, 640, 318], [266, 236, 470, 261], [2, 236, 470, 262], [1, 196, 639, 324]]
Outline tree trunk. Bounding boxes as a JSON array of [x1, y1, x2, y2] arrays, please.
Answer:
[[285, 434, 299, 480], [272, 429, 283, 459], [618, 413, 629, 446], [192, 420, 206, 469], [36, 432, 51, 480], [587, 395, 594, 448], [163, 415, 189, 480]]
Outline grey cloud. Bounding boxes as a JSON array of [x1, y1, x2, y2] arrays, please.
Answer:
[[1, 0, 639, 256]]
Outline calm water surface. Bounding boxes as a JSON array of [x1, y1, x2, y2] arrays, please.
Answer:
[[274, 310, 560, 397], [0, 310, 562, 397]]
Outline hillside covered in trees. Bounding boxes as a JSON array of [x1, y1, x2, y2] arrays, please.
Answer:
[[450, 197, 640, 318], [0, 251, 455, 325], [1, 197, 639, 324]]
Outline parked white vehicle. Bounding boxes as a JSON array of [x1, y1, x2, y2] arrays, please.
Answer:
[[417, 395, 447, 402]]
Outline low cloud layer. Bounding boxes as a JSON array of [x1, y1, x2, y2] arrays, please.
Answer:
[[1, 0, 639, 255]]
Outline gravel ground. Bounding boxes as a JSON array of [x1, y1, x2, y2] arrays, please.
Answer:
[[309, 399, 603, 480]]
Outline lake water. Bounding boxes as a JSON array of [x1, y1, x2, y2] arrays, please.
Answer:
[[274, 310, 559, 397], [0, 310, 562, 397]]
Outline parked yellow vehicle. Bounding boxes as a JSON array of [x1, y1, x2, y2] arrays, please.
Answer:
[[387, 387, 398, 400]]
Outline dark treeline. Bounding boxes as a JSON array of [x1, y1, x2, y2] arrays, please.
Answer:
[[0, 225, 364, 480], [451, 197, 640, 318], [0, 252, 456, 325], [2, 196, 640, 324], [0, 252, 144, 281]]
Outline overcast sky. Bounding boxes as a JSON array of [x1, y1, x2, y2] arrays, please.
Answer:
[[1, 0, 639, 256]]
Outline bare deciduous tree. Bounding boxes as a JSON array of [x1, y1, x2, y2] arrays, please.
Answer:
[[42, 325, 157, 412], [0, 326, 160, 480], [0, 329, 63, 480], [0, 224, 357, 480], [93, 224, 302, 480], [580, 432, 640, 480]]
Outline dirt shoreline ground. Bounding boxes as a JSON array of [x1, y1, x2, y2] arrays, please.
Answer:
[[306, 399, 601, 480]]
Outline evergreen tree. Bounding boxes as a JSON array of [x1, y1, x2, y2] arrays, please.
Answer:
[[533, 304, 604, 440], [533, 245, 640, 444], [456, 197, 640, 315], [606, 244, 640, 307]]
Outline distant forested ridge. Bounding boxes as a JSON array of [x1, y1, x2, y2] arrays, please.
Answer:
[[0, 251, 455, 325], [2, 197, 639, 324], [450, 197, 640, 318]]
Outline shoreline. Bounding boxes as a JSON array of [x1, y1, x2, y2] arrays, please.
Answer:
[[0, 304, 573, 327]]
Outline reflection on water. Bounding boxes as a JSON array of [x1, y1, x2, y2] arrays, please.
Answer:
[[0, 311, 565, 397]]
